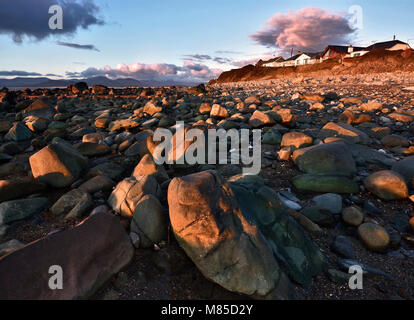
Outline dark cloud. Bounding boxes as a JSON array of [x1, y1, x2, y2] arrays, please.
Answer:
[[0, 70, 42, 76], [57, 41, 100, 51], [0, 0, 104, 43], [250, 7, 355, 53]]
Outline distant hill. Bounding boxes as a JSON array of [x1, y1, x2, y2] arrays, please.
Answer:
[[0, 76, 200, 89]]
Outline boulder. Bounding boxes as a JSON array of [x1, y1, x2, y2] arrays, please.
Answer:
[[132, 154, 169, 183], [293, 174, 359, 194], [21, 100, 55, 120], [78, 175, 115, 194], [210, 104, 229, 118], [0, 212, 134, 299], [0, 179, 46, 203], [131, 194, 167, 248], [0, 198, 49, 226], [51, 189, 93, 220], [29, 142, 88, 188], [168, 171, 294, 299], [342, 206, 364, 227], [5, 122, 33, 142], [108, 175, 161, 218], [318, 122, 370, 144], [281, 132, 313, 149], [312, 193, 342, 214], [364, 170, 408, 200], [292, 142, 356, 176], [249, 110, 275, 128], [358, 223, 390, 252]]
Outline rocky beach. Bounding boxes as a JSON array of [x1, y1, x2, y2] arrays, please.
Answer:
[[0, 70, 413, 300]]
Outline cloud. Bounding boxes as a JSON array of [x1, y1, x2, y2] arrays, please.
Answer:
[[0, 70, 42, 76], [215, 50, 244, 55], [70, 61, 223, 84], [250, 7, 355, 53], [182, 54, 233, 65], [57, 41, 100, 51], [0, 0, 104, 43]]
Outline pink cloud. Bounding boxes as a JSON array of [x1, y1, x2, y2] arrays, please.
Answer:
[[250, 7, 355, 53]]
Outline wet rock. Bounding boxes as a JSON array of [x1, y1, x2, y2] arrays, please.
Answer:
[[364, 170, 408, 200], [358, 223, 390, 252], [328, 269, 351, 284], [0, 198, 49, 226], [0, 212, 134, 300], [29, 142, 88, 188]]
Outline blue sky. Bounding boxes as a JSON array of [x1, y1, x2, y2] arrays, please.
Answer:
[[1, 0, 414, 83]]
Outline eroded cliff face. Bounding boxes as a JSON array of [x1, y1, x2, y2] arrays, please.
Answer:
[[209, 49, 414, 85]]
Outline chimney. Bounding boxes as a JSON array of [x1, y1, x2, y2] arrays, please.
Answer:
[[297, 51, 301, 55], [348, 45, 354, 53], [393, 35, 396, 40]]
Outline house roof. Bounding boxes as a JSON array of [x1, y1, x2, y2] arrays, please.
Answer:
[[366, 40, 409, 50], [257, 56, 285, 66], [323, 45, 366, 55], [285, 52, 322, 61]]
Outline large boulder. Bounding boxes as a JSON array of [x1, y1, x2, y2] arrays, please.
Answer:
[[108, 175, 161, 218], [5, 122, 33, 142], [132, 154, 169, 183], [0, 212, 134, 299], [168, 171, 294, 299], [29, 142, 88, 188], [51, 189, 93, 220], [21, 99, 56, 121], [0, 198, 49, 226], [292, 142, 356, 176], [0, 179, 46, 203], [230, 182, 326, 286], [131, 194, 167, 248], [364, 170, 408, 200], [318, 122, 370, 144], [293, 174, 359, 194]]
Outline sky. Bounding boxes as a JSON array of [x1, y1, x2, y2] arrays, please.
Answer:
[[1, 0, 414, 84]]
